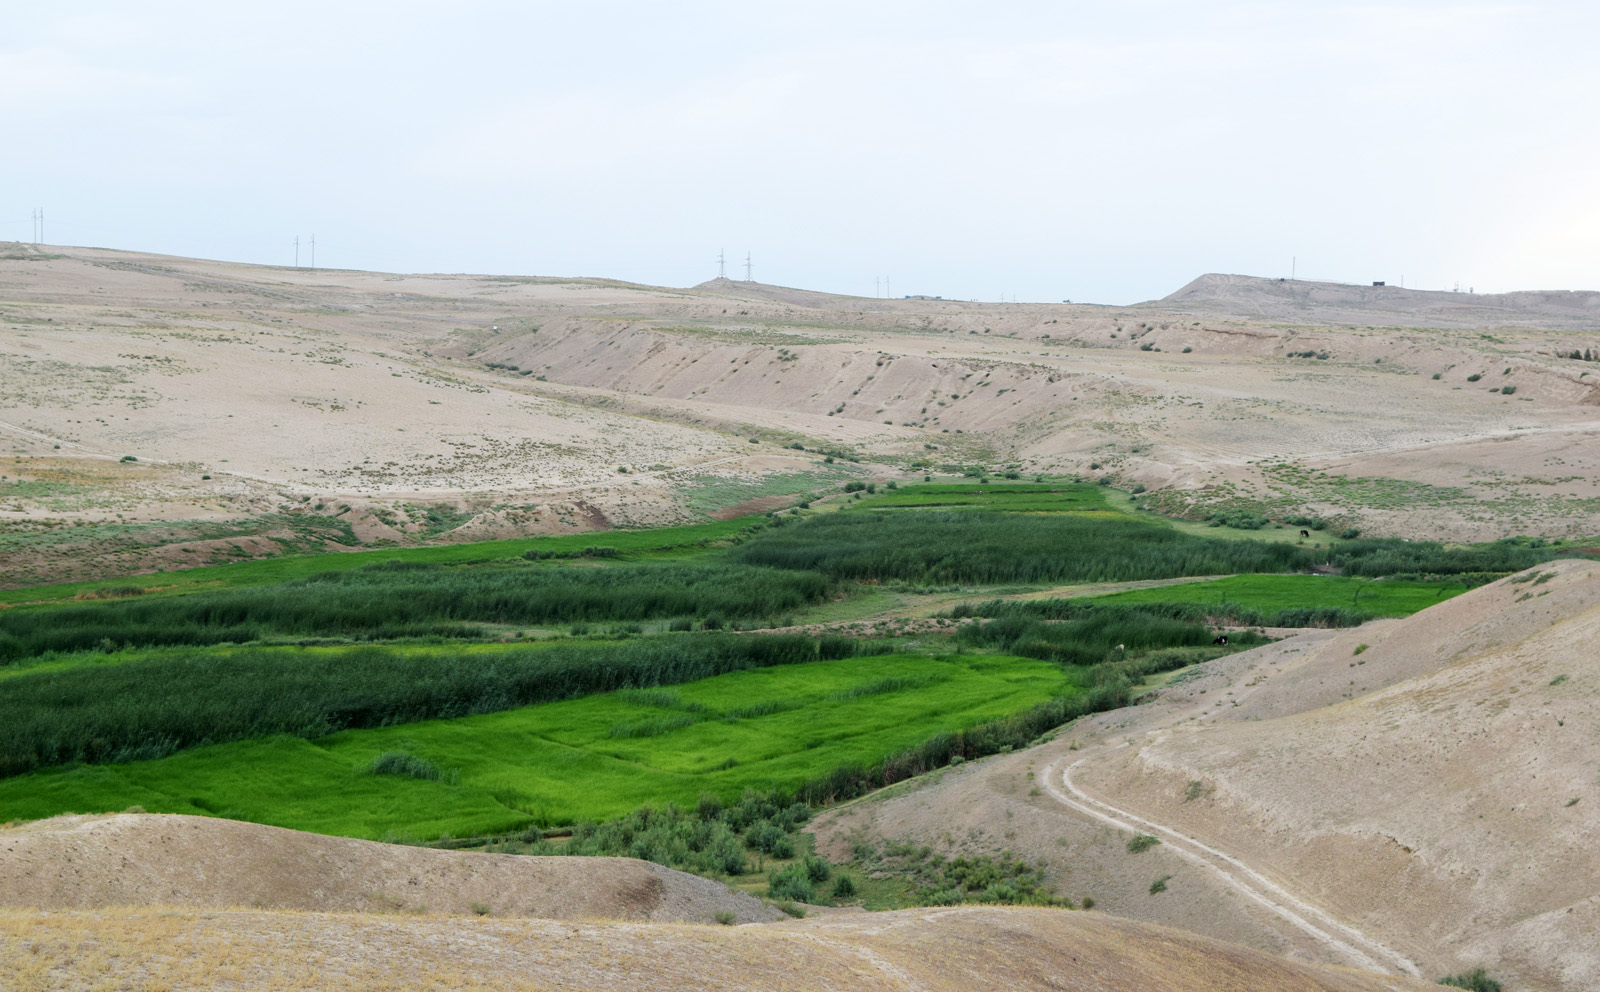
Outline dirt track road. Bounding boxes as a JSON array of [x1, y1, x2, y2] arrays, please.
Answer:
[[1039, 647, 1423, 979]]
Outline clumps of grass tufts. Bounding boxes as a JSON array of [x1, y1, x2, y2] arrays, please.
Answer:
[[1183, 780, 1211, 802], [829, 674, 940, 701], [368, 750, 453, 783], [1126, 834, 1161, 854], [1353, 643, 1369, 656], [1149, 875, 1173, 895], [608, 714, 699, 738]]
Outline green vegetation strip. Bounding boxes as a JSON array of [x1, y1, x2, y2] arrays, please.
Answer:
[[1083, 574, 1468, 618], [850, 482, 1112, 513], [0, 561, 831, 662], [736, 511, 1312, 584], [0, 519, 761, 605], [0, 653, 1066, 839], [0, 634, 878, 777]]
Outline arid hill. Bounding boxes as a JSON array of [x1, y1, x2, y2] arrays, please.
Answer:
[[0, 812, 779, 924], [4, 243, 1599, 585], [1160, 272, 1600, 329], [0, 902, 1447, 992], [811, 561, 1600, 990]]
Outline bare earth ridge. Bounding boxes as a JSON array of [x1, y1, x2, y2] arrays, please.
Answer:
[[0, 812, 780, 924]]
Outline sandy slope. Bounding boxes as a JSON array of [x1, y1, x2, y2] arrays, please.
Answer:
[[4, 243, 1599, 585], [811, 563, 1600, 989], [1074, 560, 1600, 990], [0, 813, 780, 924], [0, 902, 1446, 992]]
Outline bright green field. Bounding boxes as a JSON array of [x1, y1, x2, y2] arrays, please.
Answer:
[[0, 653, 1064, 839], [1085, 573, 1468, 617], [852, 482, 1112, 513], [0, 519, 757, 606]]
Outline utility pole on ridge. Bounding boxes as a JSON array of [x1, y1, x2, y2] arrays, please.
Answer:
[[744, 252, 752, 282]]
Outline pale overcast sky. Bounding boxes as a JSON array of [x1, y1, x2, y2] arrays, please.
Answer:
[[4, 2, 1597, 303]]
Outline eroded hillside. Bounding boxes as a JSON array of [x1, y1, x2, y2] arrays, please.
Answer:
[[3, 243, 1599, 586]]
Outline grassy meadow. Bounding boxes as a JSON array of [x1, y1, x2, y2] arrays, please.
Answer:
[[0, 652, 1065, 838], [1084, 573, 1468, 618]]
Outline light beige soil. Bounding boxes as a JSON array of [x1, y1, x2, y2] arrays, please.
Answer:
[[4, 244, 1599, 585], [0, 902, 1446, 992], [811, 563, 1600, 990], [0, 813, 780, 925]]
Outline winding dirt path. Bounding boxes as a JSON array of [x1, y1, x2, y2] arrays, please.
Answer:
[[1036, 649, 1423, 979], [1041, 749, 1420, 977]]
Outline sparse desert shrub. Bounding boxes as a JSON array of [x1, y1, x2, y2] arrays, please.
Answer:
[[1437, 967, 1502, 992], [715, 910, 736, 925], [1148, 875, 1172, 895], [1467, 373, 1482, 381], [1126, 834, 1160, 854]]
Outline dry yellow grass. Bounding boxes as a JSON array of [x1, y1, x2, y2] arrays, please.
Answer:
[[0, 903, 1446, 992]]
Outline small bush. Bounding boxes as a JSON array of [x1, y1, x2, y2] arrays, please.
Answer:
[[1126, 834, 1160, 854], [470, 901, 491, 916], [1501, 385, 1516, 395], [768, 863, 816, 903], [715, 910, 736, 925], [1437, 967, 1502, 992], [1080, 895, 1094, 909], [119, 455, 137, 463], [831, 875, 857, 899], [804, 854, 832, 883], [1339, 527, 1362, 540], [1149, 875, 1172, 895], [1467, 373, 1482, 382]]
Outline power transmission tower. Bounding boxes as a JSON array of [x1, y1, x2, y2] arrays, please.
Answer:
[[294, 236, 300, 268], [743, 252, 752, 281], [716, 249, 725, 279]]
